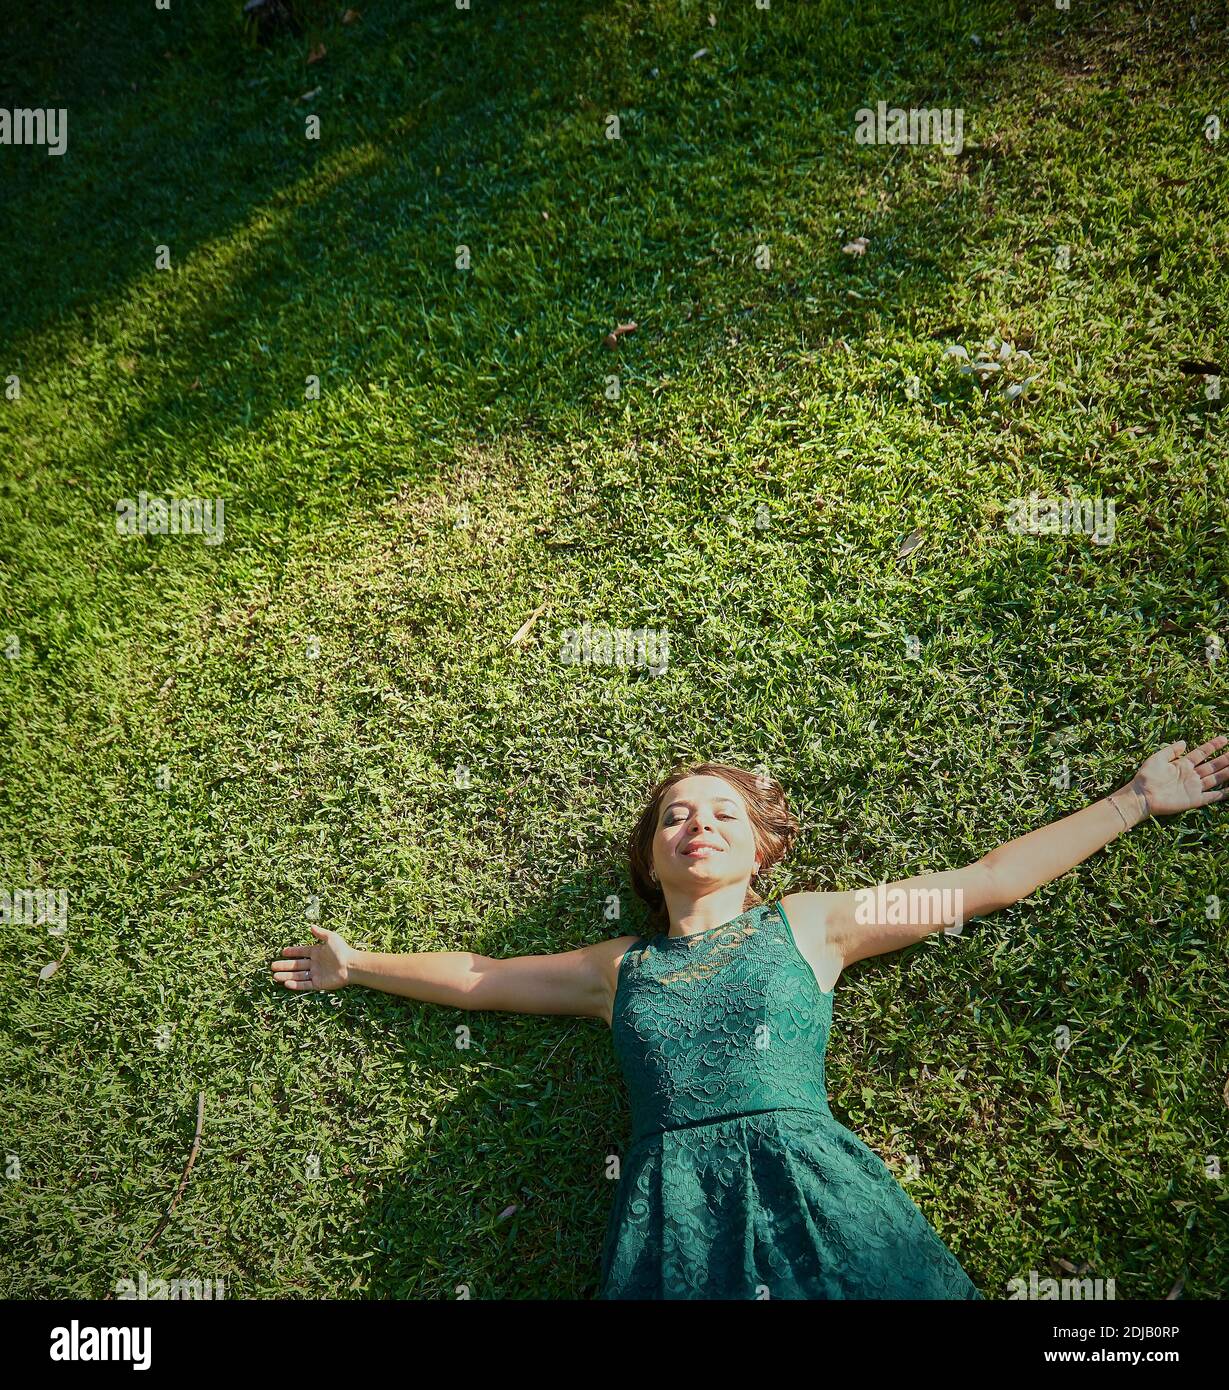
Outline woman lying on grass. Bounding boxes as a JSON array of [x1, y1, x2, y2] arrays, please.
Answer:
[[271, 734, 1227, 1299]]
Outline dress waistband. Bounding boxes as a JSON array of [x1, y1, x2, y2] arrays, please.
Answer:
[[630, 1104, 832, 1149]]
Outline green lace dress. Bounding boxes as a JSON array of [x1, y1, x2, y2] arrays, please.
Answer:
[[598, 900, 983, 1299]]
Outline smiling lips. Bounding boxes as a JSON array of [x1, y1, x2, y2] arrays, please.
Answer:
[[682, 842, 723, 857]]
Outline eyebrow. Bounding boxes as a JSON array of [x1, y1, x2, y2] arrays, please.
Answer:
[[662, 796, 740, 814]]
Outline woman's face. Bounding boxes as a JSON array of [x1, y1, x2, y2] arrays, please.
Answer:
[[652, 774, 760, 894]]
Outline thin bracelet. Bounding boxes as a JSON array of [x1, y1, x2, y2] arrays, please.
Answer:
[[1107, 794, 1132, 833]]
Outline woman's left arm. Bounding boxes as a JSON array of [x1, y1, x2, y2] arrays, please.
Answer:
[[783, 735, 1228, 975]]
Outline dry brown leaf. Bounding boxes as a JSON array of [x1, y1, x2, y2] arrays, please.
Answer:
[[508, 601, 548, 648], [307, 43, 327, 65], [842, 236, 869, 256], [897, 527, 925, 559], [602, 320, 638, 349], [341, 8, 361, 22], [38, 944, 70, 981]]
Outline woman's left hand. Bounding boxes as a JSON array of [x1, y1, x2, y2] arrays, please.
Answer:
[[1133, 735, 1229, 816]]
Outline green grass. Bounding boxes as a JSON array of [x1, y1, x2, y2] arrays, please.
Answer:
[[1, 0, 1226, 1299]]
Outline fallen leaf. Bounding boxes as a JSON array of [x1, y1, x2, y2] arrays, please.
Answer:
[[508, 601, 548, 648], [498, 1204, 519, 1221], [298, 87, 321, 102], [341, 8, 361, 22], [307, 42, 326, 64], [691, 48, 709, 60], [841, 236, 869, 256], [39, 944, 69, 981], [897, 528, 925, 559], [708, 12, 716, 24]]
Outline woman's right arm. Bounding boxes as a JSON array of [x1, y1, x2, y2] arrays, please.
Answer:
[[271, 924, 636, 1025]]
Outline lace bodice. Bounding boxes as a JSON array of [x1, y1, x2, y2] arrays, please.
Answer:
[[612, 901, 833, 1146]]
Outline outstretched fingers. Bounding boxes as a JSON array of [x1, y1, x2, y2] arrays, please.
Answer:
[[271, 951, 316, 990], [1200, 763, 1229, 796], [1190, 734, 1229, 767], [274, 970, 315, 991]]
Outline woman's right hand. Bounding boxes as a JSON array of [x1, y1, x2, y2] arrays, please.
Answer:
[[270, 924, 353, 992]]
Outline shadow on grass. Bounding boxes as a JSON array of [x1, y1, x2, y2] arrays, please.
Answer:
[[2, 0, 1035, 512]]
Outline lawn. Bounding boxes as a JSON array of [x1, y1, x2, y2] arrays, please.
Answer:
[[1, 0, 1226, 1299]]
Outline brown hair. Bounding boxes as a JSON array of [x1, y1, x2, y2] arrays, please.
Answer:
[[626, 761, 800, 935]]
